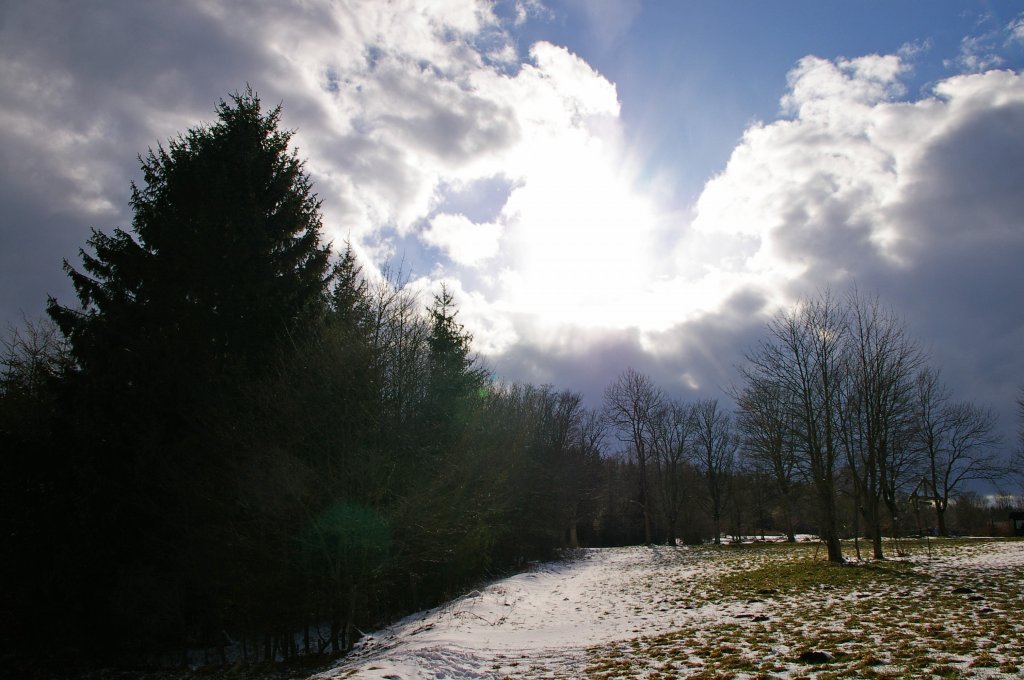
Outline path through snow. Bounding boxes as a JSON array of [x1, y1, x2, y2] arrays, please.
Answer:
[[310, 545, 764, 679], [311, 540, 1024, 678]]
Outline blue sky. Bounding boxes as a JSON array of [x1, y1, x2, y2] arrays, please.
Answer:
[[516, 2, 1024, 199], [1, 0, 1023, 454]]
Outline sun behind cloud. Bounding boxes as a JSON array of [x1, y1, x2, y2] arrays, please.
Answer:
[[495, 116, 665, 331], [412, 40, 678, 336]]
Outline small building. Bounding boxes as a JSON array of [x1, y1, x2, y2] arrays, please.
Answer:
[[1011, 511, 1024, 537], [909, 477, 938, 535]]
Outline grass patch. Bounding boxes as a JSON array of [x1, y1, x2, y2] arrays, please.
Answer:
[[585, 538, 1024, 679], [969, 651, 1000, 668], [714, 553, 926, 598]]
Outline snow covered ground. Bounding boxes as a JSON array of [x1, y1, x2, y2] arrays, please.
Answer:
[[311, 539, 1024, 679]]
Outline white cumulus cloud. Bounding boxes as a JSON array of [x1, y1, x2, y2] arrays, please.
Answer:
[[671, 52, 1024, 414], [2, 0, 1022, 418], [422, 213, 502, 266]]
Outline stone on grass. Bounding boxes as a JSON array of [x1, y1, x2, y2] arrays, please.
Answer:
[[798, 650, 833, 664]]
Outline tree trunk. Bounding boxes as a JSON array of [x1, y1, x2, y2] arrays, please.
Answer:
[[871, 528, 884, 560], [852, 497, 862, 561], [330, 602, 341, 654], [936, 501, 948, 537], [344, 584, 358, 652], [869, 501, 884, 560], [825, 530, 844, 563], [640, 475, 652, 545], [818, 483, 844, 563], [784, 495, 796, 543]]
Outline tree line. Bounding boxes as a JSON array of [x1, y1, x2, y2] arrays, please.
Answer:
[[0, 91, 620, 667], [1, 91, 1018, 670]]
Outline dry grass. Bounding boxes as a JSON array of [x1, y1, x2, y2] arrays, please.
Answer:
[[584, 538, 1024, 679]]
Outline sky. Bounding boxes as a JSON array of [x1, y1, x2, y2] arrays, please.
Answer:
[[2, 0, 1023, 453]]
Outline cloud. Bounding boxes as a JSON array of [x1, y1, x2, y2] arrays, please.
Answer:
[[327, 34, 659, 338], [666, 52, 1024, 439], [512, 0, 551, 27], [492, 51, 1024, 418], [0, 0, 652, 359], [0, 1, 263, 319], [1010, 14, 1024, 45], [422, 213, 502, 266], [2, 0, 1022, 441], [781, 54, 908, 119], [943, 14, 1024, 74], [947, 34, 1005, 72], [689, 55, 1024, 292]]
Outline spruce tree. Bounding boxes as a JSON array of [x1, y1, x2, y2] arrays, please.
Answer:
[[49, 88, 330, 385], [44, 89, 333, 651], [422, 284, 487, 455]]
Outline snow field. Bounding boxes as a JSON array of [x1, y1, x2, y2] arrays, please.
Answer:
[[313, 538, 1024, 679]]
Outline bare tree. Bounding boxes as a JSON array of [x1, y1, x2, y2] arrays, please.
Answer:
[[604, 368, 663, 545], [1, 315, 71, 399], [0, 316, 72, 455], [693, 398, 736, 545], [911, 368, 1004, 536], [1015, 387, 1024, 495], [733, 458, 773, 541], [1018, 387, 1024, 451], [365, 264, 431, 443], [565, 402, 607, 548], [650, 400, 696, 545], [743, 290, 848, 562], [543, 388, 599, 549], [735, 376, 802, 542], [838, 292, 923, 558], [577, 406, 608, 461]]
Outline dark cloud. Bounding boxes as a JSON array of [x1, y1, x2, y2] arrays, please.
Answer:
[[0, 1, 278, 323], [0, 2, 268, 128], [2, 2, 1021, 457], [0, 196, 79, 322], [486, 287, 772, 419], [486, 327, 662, 412], [685, 59, 1024, 454], [898, 100, 1024, 249], [374, 67, 521, 164], [0, 1, 517, 320], [774, 178, 881, 285], [885, 98, 1024, 432]]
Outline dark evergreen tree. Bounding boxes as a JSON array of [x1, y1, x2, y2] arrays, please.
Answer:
[[49, 88, 330, 384], [422, 284, 487, 454], [330, 241, 373, 332], [42, 89, 333, 654]]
